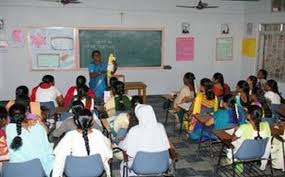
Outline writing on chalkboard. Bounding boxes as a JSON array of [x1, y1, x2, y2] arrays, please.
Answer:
[[79, 29, 163, 68]]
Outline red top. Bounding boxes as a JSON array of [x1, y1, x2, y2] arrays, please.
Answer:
[[213, 83, 231, 97], [64, 86, 95, 107]]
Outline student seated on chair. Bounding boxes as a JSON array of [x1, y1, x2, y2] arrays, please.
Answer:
[[227, 105, 271, 171], [235, 80, 251, 110], [0, 106, 9, 162], [257, 69, 268, 90], [30, 75, 64, 107], [64, 75, 95, 107], [187, 78, 219, 141], [212, 72, 231, 97], [173, 72, 196, 111], [52, 100, 101, 139], [213, 94, 246, 130], [264, 80, 282, 104], [105, 81, 131, 117], [5, 104, 54, 176], [53, 109, 113, 177], [66, 86, 94, 112], [119, 104, 171, 177], [247, 75, 258, 95], [250, 88, 272, 119], [6, 85, 41, 117]]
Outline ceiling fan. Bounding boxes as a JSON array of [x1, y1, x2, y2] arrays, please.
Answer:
[[176, 0, 218, 10], [41, 0, 82, 5]]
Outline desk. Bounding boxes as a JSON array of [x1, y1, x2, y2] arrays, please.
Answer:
[[193, 114, 216, 157], [125, 82, 147, 103]]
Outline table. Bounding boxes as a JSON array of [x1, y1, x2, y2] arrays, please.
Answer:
[[124, 82, 147, 103]]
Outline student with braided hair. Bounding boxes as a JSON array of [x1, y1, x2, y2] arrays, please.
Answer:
[[227, 105, 271, 171], [53, 109, 112, 177], [5, 103, 54, 176], [213, 94, 246, 130]]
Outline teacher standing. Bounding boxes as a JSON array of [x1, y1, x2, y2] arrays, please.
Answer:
[[89, 50, 117, 98]]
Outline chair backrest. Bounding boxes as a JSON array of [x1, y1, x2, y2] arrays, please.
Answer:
[[131, 150, 170, 175], [114, 128, 128, 144], [64, 154, 104, 177], [2, 158, 46, 177], [270, 104, 281, 120], [234, 138, 269, 161], [40, 101, 56, 118]]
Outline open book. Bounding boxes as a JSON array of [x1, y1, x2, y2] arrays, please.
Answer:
[[178, 102, 192, 111]]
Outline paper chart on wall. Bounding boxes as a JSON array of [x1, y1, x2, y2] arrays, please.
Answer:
[[216, 37, 233, 61], [176, 37, 194, 61], [28, 27, 76, 70]]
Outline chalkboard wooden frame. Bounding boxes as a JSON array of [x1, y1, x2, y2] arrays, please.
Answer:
[[76, 27, 165, 70]]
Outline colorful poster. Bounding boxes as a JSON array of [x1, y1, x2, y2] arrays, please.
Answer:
[[10, 29, 25, 47], [176, 37, 194, 61], [242, 38, 257, 58], [216, 37, 233, 61]]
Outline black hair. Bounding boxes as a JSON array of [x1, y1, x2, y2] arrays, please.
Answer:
[[0, 106, 7, 120], [213, 72, 225, 95], [114, 81, 126, 111], [74, 109, 93, 155], [76, 75, 87, 88], [9, 104, 26, 150], [184, 72, 196, 96], [251, 88, 272, 117], [247, 105, 263, 140], [248, 75, 258, 89], [92, 50, 101, 58], [15, 95, 30, 110], [259, 69, 268, 80], [237, 80, 250, 104], [71, 100, 84, 115], [42, 75, 54, 84], [201, 78, 215, 100], [77, 87, 87, 99], [109, 77, 119, 89], [267, 80, 279, 94], [223, 94, 239, 124], [15, 85, 29, 98], [131, 96, 143, 109]]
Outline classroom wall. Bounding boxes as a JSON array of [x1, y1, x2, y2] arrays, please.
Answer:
[[0, 0, 247, 99], [243, 0, 285, 93]]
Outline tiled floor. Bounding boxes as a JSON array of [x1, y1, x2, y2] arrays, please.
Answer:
[[111, 96, 285, 177]]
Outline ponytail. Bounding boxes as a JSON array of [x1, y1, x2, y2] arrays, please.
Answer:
[[223, 94, 239, 124], [74, 109, 93, 156], [247, 105, 263, 140], [11, 119, 23, 150], [9, 104, 26, 150], [201, 78, 215, 100], [82, 128, 90, 155], [184, 72, 196, 97]]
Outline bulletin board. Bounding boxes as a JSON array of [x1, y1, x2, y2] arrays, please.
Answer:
[[28, 27, 77, 70]]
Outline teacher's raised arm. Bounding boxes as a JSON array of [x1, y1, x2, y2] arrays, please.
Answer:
[[88, 50, 108, 99]]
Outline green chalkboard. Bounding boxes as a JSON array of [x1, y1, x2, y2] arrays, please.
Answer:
[[79, 29, 162, 68]]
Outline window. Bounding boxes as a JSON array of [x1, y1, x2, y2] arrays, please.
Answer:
[[257, 24, 285, 81], [272, 0, 285, 12]]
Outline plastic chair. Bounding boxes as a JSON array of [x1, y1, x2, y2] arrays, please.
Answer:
[[123, 150, 174, 177], [231, 138, 273, 177], [64, 154, 105, 177], [2, 158, 46, 177], [270, 104, 281, 121]]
